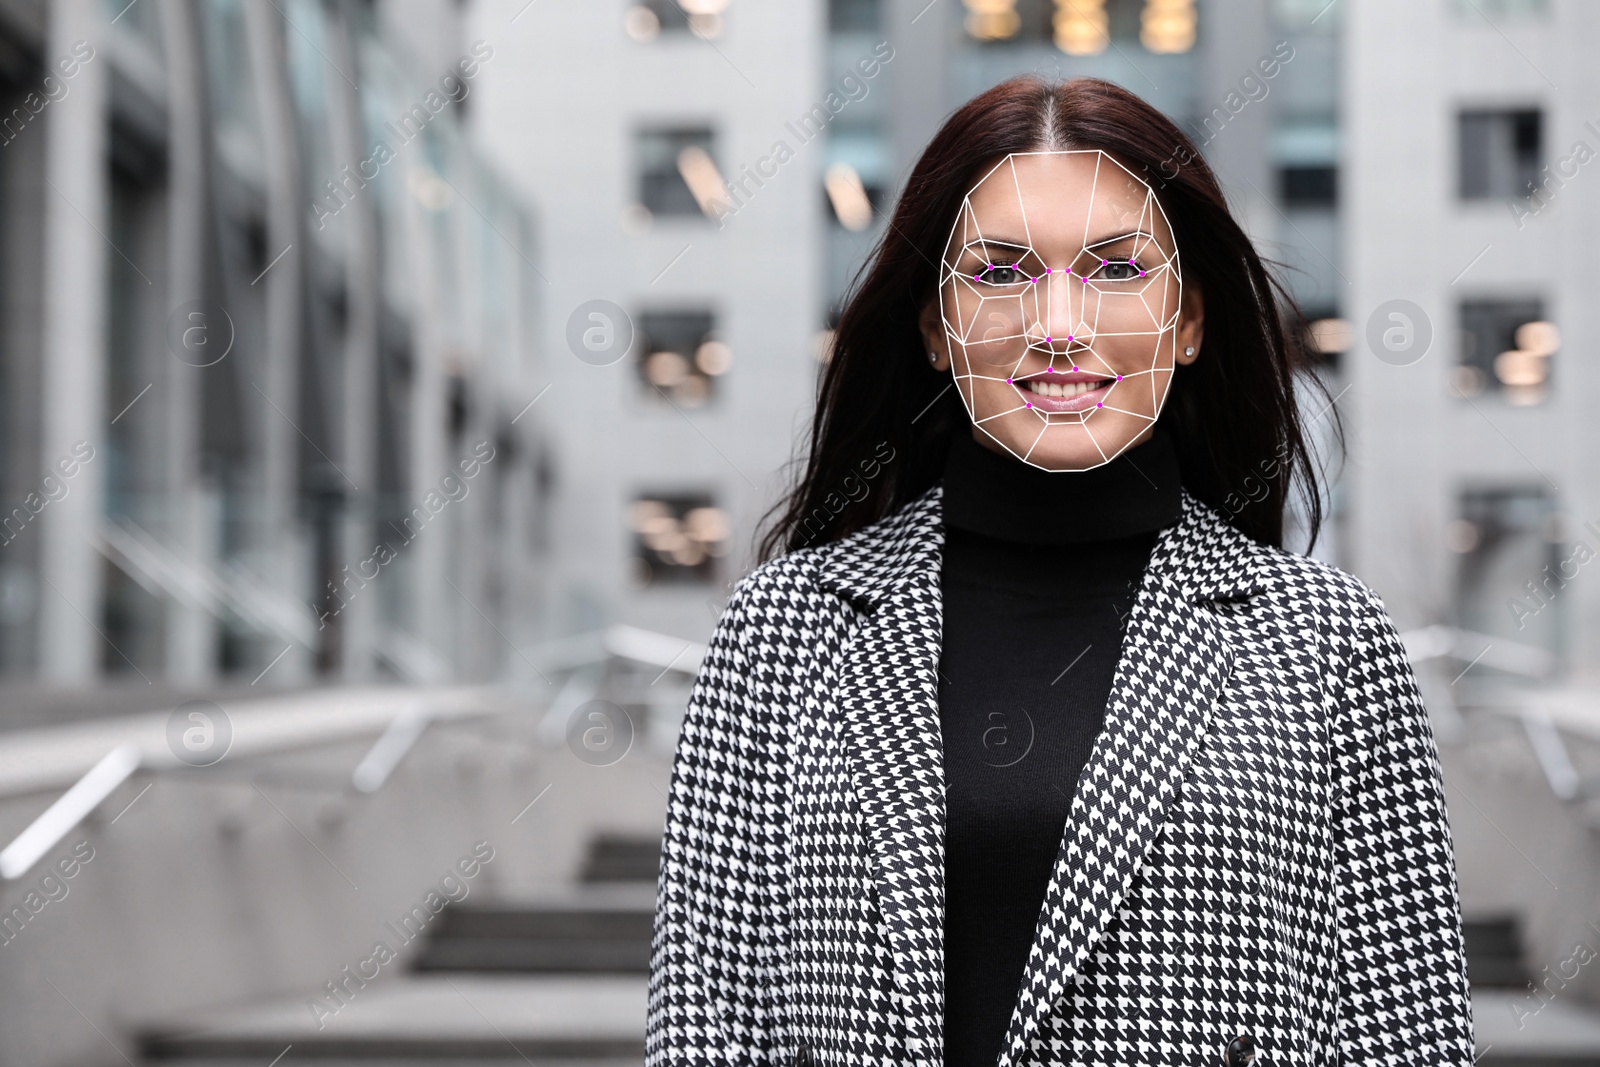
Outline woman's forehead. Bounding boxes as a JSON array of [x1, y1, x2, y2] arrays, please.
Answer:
[[955, 150, 1171, 253]]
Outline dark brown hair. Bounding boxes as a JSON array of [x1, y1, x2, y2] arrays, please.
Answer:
[[756, 75, 1340, 561]]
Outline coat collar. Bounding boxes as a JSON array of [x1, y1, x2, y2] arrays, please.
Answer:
[[808, 481, 1268, 1067], [813, 479, 1266, 610]]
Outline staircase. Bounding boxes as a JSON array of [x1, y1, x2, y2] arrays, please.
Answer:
[[141, 871, 1600, 1065], [138, 835, 662, 1066], [1465, 914, 1600, 1066], [1467, 915, 1533, 991], [412, 836, 658, 975]]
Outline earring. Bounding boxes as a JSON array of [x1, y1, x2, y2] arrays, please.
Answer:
[[928, 350, 941, 365], [1184, 346, 1195, 356]]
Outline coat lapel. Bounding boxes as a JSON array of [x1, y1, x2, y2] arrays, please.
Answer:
[[812, 482, 1263, 1067], [814, 486, 948, 1067], [995, 491, 1264, 1067]]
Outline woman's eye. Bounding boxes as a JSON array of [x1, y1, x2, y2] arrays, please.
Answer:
[[1095, 258, 1141, 281], [979, 263, 1027, 285]]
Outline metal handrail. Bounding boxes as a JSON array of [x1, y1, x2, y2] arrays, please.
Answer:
[[0, 686, 515, 880], [0, 744, 140, 880]]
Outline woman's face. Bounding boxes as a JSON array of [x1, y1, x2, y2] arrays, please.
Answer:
[[920, 150, 1204, 471]]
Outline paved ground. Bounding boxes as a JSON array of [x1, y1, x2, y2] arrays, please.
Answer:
[[136, 951, 1600, 1066], [1474, 988, 1600, 1064], [139, 974, 647, 1061]]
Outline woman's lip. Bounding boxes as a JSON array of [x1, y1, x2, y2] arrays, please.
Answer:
[[1011, 375, 1117, 413], [1015, 367, 1104, 384]]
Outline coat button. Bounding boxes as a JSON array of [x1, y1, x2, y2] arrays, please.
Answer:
[[1223, 1034, 1258, 1066], [793, 1043, 817, 1067]]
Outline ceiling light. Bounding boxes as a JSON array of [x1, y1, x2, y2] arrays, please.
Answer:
[[1141, 0, 1196, 53], [1055, 0, 1107, 55], [676, 145, 730, 218], [963, 0, 1020, 41], [824, 163, 873, 231], [624, 5, 660, 41], [1514, 320, 1560, 356]]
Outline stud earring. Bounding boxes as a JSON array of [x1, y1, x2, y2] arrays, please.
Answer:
[[928, 350, 941, 365], [1184, 346, 1195, 356]]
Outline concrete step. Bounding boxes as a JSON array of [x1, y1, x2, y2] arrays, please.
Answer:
[[411, 885, 657, 974], [138, 974, 645, 1064], [579, 834, 660, 884], [1474, 988, 1600, 1066], [134, 955, 1600, 1066], [1468, 914, 1534, 989]]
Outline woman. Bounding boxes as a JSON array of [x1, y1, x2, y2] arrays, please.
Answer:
[[645, 76, 1475, 1067]]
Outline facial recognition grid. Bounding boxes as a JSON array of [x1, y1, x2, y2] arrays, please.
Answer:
[[937, 150, 1184, 471]]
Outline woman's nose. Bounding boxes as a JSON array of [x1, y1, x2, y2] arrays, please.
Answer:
[[1032, 268, 1079, 348]]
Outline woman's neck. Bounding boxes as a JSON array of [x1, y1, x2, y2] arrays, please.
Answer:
[[940, 423, 1183, 546]]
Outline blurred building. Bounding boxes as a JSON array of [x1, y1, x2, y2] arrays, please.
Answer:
[[472, 0, 1345, 648], [850, 0, 1345, 556], [1342, 0, 1600, 1013], [835, 0, 1338, 316], [472, 0, 826, 643], [0, 0, 550, 710], [2, 2, 1600, 1064], [1345, 0, 1597, 671]]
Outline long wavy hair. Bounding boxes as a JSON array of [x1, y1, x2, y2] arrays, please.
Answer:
[[756, 75, 1340, 561]]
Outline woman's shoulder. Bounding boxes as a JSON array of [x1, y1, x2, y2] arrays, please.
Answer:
[[724, 483, 944, 621], [1246, 534, 1398, 645], [719, 548, 828, 619], [1180, 491, 1388, 630]]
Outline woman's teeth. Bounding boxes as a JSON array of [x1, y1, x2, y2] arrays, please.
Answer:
[[1025, 379, 1106, 398]]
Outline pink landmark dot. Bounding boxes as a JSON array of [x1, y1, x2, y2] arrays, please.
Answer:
[[1096, 401, 1103, 407]]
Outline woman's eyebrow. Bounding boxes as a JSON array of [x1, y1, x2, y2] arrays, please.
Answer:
[[961, 237, 1032, 258], [1084, 229, 1157, 249]]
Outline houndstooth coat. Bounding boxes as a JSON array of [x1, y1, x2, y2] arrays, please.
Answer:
[[645, 482, 1475, 1067]]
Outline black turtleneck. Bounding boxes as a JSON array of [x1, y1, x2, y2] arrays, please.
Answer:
[[938, 424, 1183, 1067]]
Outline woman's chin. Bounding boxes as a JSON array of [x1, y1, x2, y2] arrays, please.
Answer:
[[971, 416, 1151, 472]]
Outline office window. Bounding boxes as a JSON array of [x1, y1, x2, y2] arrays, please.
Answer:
[[636, 310, 730, 406], [1137, 0, 1195, 51], [1448, 0, 1549, 19], [1452, 486, 1561, 673], [641, 0, 691, 32], [1273, 120, 1338, 208], [1053, 0, 1110, 52], [1458, 109, 1541, 200], [830, 0, 883, 32], [624, 0, 727, 39], [965, 0, 1183, 49], [629, 494, 730, 585], [1280, 166, 1337, 208], [1304, 313, 1350, 367], [824, 123, 889, 231], [823, 167, 877, 230], [963, 0, 1022, 41], [1051, 0, 1152, 51], [1275, 0, 1340, 30], [1453, 299, 1556, 404], [636, 127, 719, 218]]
